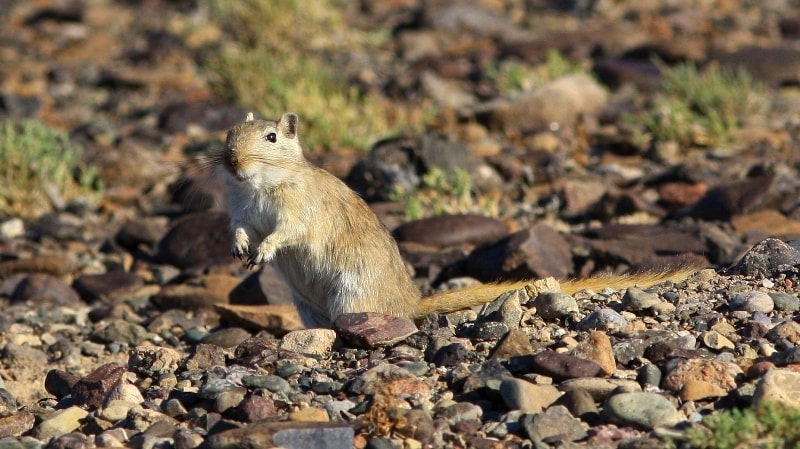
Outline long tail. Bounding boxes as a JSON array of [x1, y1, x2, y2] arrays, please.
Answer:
[[414, 267, 700, 318]]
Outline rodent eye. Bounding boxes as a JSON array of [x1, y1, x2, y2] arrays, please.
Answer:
[[265, 132, 277, 143]]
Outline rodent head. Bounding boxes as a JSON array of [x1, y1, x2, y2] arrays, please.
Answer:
[[222, 112, 304, 188]]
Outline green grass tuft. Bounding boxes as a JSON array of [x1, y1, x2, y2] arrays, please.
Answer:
[[636, 62, 765, 148], [205, 0, 428, 152], [0, 120, 101, 218], [680, 402, 800, 449]]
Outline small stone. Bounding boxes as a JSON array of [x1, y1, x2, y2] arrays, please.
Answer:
[[622, 287, 662, 311], [242, 375, 291, 394], [554, 389, 598, 421], [44, 369, 80, 399], [637, 364, 662, 388], [702, 331, 735, 351], [215, 389, 247, 414], [202, 327, 252, 348], [33, 406, 89, 440], [128, 346, 182, 376], [101, 400, 144, 422], [603, 392, 681, 429], [731, 238, 800, 277], [72, 363, 127, 410], [433, 342, 471, 367], [752, 368, 800, 407], [522, 405, 588, 444], [680, 380, 727, 401], [730, 291, 774, 313], [238, 393, 278, 422], [661, 359, 742, 393], [0, 218, 24, 239], [766, 320, 800, 345], [491, 329, 534, 360], [183, 343, 227, 371], [0, 411, 35, 438], [280, 329, 337, 357], [8, 273, 82, 305], [91, 320, 148, 346], [499, 379, 561, 412], [577, 308, 629, 331], [770, 293, 800, 312], [571, 331, 616, 377], [73, 271, 144, 302], [289, 407, 330, 422], [334, 313, 417, 347], [273, 424, 354, 449], [517, 350, 603, 381], [532, 292, 578, 319], [104, 379, 145, 405], [560, 378, 642, 402]]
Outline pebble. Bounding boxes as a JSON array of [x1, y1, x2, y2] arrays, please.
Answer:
[[33, 406, 89, 440], [531, 292, 578, 319], [521, 350, 603, 380], [729, 291, 774, 313], [499, 379, 561, 412], [576, 308, 629, 331], [279, 329, 337, 357], [72, 363, 127, 410], [0, 412, 34, 439], [571, 331, 616, 376], [602, 392, 682, 429], [622, 287, 662, 311], [770, 292, 800, 312], [128, 346, 182, 376], [522, 405, 588, 444], [752, 368, 800, 407], [661, 358, 742, 393], [491, 328, 534, 360], [334, 313, 417, 347], [90, 320, 148, 346]]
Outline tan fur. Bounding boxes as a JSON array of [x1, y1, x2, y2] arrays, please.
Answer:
[[219, 112, 698, 328]]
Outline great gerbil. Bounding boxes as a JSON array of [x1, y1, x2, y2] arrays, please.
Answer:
[[215, 112, 696, 328]]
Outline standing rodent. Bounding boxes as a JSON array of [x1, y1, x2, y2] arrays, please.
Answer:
[[217, 112, 696, 328]]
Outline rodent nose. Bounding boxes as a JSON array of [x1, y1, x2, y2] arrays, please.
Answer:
[[223, 149, 239, 171]]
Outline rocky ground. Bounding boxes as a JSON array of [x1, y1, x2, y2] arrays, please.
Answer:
[[3, 0, 800, 448]]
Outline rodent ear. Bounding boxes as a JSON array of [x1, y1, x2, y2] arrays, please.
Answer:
[[245, 112, 254, 122], [279, 113, 298, 139]]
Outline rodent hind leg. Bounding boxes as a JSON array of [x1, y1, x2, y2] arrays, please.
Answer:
[[293, 297, 333, 329]]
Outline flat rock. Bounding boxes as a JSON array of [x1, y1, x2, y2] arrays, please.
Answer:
[[204, 421, 354, 449], [522, 405, 588, 444], [6, 273, 82, 305], [730, 238, 800, 277], [752, 368, 800, 408], [156, 211, 233, 269], [602, 392, 681, 429], [499, 378, 561, 412], [0, 411, 35, 438], [661, 358, 742, 393], [510, 350, 603, 381], [215, 304, 303, 335], [392, 214, 508, 247], [72, 271, 144, 302], [334, 313, 417, 348], [466, 223, 573, 282]]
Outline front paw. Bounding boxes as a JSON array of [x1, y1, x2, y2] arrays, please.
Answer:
[[232, 230, 250, 260], [246, 240, 276, 268]]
